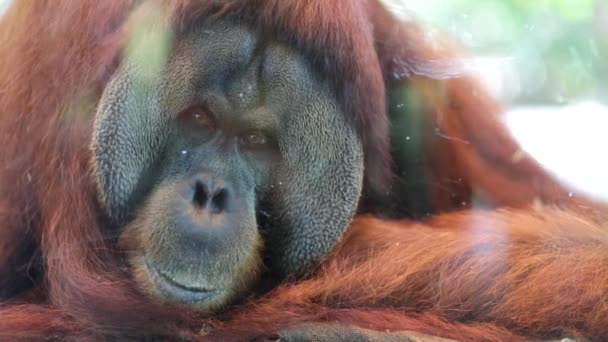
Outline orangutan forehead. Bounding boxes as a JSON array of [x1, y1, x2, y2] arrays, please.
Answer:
[[124, 0, 393, 194]]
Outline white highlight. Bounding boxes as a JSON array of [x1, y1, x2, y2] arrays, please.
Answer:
[[505, 102, 608, 201], [0, 0, 11, 17]]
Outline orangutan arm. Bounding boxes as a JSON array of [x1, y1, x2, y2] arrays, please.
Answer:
[[209, 207, 607, 341]]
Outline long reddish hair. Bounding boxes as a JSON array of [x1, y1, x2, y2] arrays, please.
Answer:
[[0, 1, 604, 341]]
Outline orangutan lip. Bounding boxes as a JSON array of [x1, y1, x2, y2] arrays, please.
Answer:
[[145, 259, 215, 304]]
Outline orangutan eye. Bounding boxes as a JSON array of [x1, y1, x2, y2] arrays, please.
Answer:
[[191, 111, 215, 129], [180, 106, 216, 131], [239, 131, 269, 148]]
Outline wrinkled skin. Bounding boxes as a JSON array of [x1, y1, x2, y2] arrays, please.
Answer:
[[92, 19, 364, 312]]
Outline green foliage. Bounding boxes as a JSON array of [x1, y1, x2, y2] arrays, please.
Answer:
[[382, 0, 606, 104]]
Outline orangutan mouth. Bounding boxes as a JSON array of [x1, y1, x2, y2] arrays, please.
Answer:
[[145, 259, 216, 304]]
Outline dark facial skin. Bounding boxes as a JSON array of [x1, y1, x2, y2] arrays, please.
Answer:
[[92, 20, 364, 311]]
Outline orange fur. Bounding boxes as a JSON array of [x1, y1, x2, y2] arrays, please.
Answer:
[[207, 208, 608, 341], [0, 1, 606, 341]]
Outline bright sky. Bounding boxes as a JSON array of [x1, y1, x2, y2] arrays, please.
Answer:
[[505, 102, 608, 201]]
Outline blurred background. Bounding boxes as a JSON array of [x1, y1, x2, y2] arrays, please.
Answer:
[[2, 0, 607, 199], [383, 0, 608, 200], [382, 0, 608, 105]]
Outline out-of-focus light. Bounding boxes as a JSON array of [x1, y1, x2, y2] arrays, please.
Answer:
[[470, 57, 521, 102], [0, 0, 11, 17], [505, 102, 608, 201]]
